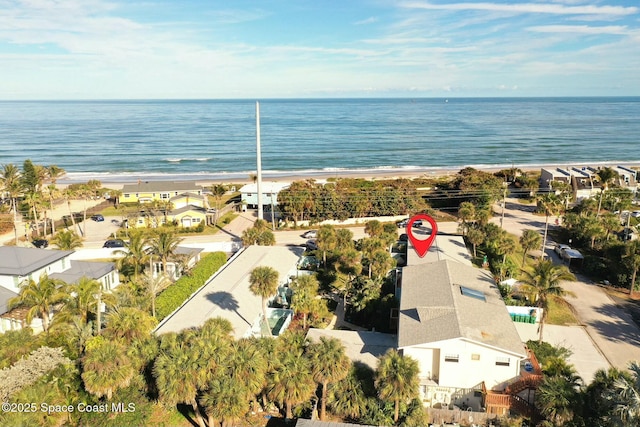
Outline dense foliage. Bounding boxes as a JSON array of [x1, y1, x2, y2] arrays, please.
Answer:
[[155, 252, 227, 321], [278, 178, 428, 224]]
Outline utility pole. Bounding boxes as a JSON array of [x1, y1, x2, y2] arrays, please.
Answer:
[[256, 102, 264, 220]]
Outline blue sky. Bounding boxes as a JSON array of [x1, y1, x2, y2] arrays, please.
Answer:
[[1, 0, 638, 99]]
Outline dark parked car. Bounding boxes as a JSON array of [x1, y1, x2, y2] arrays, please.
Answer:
[[91, 214, 105, 222], [32, 239, 48, 248], [304, 239, 318, 251], [103, 239, 125, 248], [396, 219, 409, 228]]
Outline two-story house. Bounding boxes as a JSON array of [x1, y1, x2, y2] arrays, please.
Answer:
[[398, 259, 526, 411], [120, 181, 204, 204], [0, 247, 119, 333]]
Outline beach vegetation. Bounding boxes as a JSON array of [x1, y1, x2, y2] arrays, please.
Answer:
[[241, 219, 275, 246], [49, 229, 83, 250]]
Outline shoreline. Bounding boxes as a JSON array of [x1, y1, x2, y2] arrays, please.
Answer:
[[56, 162, 640, 190]]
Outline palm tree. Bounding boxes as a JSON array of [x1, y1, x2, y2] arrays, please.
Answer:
[[466, 227, 485, 258], [24, 191, 43, 237], [148, 230, 183, 278], [56, 277, 114, 327], [625, 240, 640, 296], [154, 333, 207, 427], [364, 220, 383, 238], [537, 193, 560, 259], [137, 272, 170, 318], [103, 307, 158, 343], [520, 260, 575, 341], [536, 373, 582, 426], [596, 166, 619, 217], [268, 345, 315, 419], [8, 273, 67, 332], [327, 365, 369, 420], [458, 201, 476, 236], [81, 338, 134, 400], [200, 375, 251, 427], [1, 163, 23, 243], [614, 361, 640, 424], [62, 187, 81, 235], [115, 230, 149, 280], [361, 238, 385, 277], [209, 184, 227, 226], [316, 224, 337, 266], [249, 266, 279, 336], [50, 229, 83, 250], [45, 165, 65, 235], [307, 337, 351, 420], [335, 228, 354, 251], [496, 234, 517, 264], [290, 275, 319, 329], [375, 349, 420, 423], [370, 249, 396, 280], [519, 229, 542, 267]]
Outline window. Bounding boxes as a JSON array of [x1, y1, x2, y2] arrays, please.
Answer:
[[444, 354, 459, 363], [194, 218, 201, 223], [460, 286, 486, 302], [124, 193, 130, 198], [161, 193, 170, 199], [471, 354, 480, 361], [135, 193, 139, 197], [496, 357, 510, 366]]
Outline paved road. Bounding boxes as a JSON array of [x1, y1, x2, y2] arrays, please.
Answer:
[[496, 197, 640, 372]]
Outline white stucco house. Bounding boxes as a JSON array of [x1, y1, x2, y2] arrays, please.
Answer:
[[0, 247, 119, 333], [398, 259, 527, 411], [239, 182, 290, 210]]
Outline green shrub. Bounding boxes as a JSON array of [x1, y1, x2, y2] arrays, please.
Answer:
[[155, 252, 228, 321]]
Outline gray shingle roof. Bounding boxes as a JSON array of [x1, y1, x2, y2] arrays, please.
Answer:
[[121, 181, 201, 193], [0, 286, 18, 315], [0, 247, 74, 276], [398, 260, 525, 357], [49, 261, 116, 284]]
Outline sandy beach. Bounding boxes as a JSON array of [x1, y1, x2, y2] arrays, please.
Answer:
[[58, 162, 640, 191]]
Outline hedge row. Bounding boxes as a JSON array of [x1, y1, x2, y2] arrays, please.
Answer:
[[155, 251, 228, 321]]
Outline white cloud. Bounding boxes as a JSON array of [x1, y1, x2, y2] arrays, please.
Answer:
[[355, 16, 378, 25], [400, 1, 638, 16], [528, 25, 629, 34]]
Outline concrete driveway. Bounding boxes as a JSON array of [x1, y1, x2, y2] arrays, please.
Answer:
[[496, 198, 640, 374]]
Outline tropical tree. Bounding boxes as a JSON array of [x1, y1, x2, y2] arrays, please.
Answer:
[[361, 238, 385, 278], [625, 240, 640, 296], [364, 220, 383, 238], [81, 337, 134, 400], [466, 227, 485, 258], [370, 249, 396, 280], [327, 365, 370, 420], [375, 349, 420, 423], [62, 187, 81, 236], [103, 307, 158, 343], [536, 373, 582, 426], [137, 272, 170, 318], [613, 361, 640, 425], [9, 273, 67, 332], [537, 193, 560, 259], [457, 201, 476, 236], [582, 366, 633, 425], [50, 229, 83, 250], [596, 166, 619, 217], [519, 260, 575, 341], [249, 266, 279, 336], [209, 184, 227, 225], [1, 163, 23, 243], [335, 228, 355, 251], [45, 165, 65, 235], [307, 337, 351, 420], [290, 274, 319, 329], [496, 234, 517, 264], [55, 277, 115, 328], [268, 343, 315, 419], [148, 230, 183, 277], [316, 224, 337, 266], [115, 230, 150, 280], [154, 332, 208, 427], [519, 229, 542, 267]]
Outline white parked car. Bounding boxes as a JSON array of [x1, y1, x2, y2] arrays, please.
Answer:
[[302, 230, 317, 239], [554, 243, 571, 255]]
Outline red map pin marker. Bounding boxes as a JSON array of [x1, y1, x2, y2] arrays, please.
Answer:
[[406, 214, 438, 258]]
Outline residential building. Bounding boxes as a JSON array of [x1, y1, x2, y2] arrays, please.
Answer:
[[240, 182, 290, 210], [540, 165, 639, 201], [120, 181, 203, 204], [0, 247, 119, 333], [155, 245, 303, 339], [398, 259, 527, 411], [150, 246, 203, 280]]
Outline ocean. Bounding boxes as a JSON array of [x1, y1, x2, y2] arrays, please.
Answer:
[[0, 97, 638, 183]]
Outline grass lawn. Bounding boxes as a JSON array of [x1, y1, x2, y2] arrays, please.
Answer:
[[547, 296, 579, 325]]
